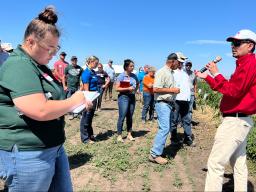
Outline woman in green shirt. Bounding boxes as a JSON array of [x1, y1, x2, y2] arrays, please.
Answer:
[[0, 6, 92, 191]]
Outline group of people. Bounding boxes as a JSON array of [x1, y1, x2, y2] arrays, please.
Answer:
[[0, 5, 255, 192], [50, 51, 117, 143]]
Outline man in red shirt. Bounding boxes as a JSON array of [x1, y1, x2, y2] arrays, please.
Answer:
[[53, 51, 69, 83], [196, 29, 256, 191]]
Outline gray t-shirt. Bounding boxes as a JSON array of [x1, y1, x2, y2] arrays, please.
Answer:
[[186, 69, 197, 95], [153, 65, 176, 102]]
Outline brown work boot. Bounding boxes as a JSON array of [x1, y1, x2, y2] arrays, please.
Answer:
[[148, 155, 168, 165]]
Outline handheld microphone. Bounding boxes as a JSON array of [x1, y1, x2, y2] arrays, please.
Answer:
[[199, 56, 222, 73]]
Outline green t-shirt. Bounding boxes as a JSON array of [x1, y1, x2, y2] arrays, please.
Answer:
[[0, 45, 66, 151], [64, 64, 83, 90]]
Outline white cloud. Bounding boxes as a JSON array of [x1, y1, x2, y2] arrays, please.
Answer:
[[186, 40, 228, 45]]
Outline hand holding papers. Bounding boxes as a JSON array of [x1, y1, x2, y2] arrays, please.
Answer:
[[72, 91, 100, 113]]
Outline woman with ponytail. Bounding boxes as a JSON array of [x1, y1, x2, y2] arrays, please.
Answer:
[[80, 56, 99, 144], [0, 6, 92, 191]]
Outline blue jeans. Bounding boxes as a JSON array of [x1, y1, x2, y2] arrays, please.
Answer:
[[171, 100, 192, 137], [80, 100, 97, 143], [150, 102, 173, 157], [141, 92, 154, 120], [117, 94, 136, 135], [0, 145, 72, 192]]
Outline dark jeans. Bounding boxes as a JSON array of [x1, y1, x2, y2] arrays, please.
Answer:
[[66, 87, 78, 98], [141, 92, 154, 120], [80, 100, 97, 143], [97, 87, 105, 109], [171, 100, 192, 138], [117, 94, 136, 135], [104, 81, 114, 99]]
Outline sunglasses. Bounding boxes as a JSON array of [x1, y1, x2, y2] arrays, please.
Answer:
[[231, 40, 251, 47], [37, 40, 61, 55]]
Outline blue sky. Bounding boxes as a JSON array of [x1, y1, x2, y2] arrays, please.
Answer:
[[1, 0, 256, 76]]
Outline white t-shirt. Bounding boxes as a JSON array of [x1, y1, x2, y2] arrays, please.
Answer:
[[105, 66, 115, 82], [173, 69, 191, 101]]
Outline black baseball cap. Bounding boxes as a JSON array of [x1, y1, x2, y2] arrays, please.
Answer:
[[60, 51, 67, 56], [71, 56, 77, 60]]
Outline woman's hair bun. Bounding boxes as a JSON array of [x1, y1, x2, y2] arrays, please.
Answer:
[[38, 6, 58, 25]]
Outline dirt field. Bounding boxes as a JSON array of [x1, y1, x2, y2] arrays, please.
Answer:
[[66, 98, 256, 191], [0, 97, 255, 191]]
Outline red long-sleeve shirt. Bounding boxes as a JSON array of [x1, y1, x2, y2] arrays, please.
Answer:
[[205, 53, 256, 115]]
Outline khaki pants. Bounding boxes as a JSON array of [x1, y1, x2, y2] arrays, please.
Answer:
[[205, 116, 254, 192]]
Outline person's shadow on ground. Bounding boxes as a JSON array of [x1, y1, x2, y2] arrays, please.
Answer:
[[69, 153, 93, 170], [162, 133, 185, 158], [96, 130, 115, 141], [101, 107, 118, 111], [222, 173, 255, 192], [132, 130, 150, 138]]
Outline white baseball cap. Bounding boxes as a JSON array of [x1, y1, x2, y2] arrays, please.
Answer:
[[1, 43, 13, 51], [226, 29, 256, 44], [175, 52, 188, 63]]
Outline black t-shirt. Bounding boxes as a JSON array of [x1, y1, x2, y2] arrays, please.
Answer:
[[96, 70, 108, 86]]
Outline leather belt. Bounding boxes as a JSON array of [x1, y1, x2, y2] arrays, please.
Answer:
[[222, 113, 248, 117], [156, 100, 173, 105]]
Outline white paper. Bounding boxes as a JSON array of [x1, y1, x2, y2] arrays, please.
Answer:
[[72, 91, 100, 113]]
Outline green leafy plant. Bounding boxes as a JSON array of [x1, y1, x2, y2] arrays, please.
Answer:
[[197, 81, 256, 161], [247, 116, 256, 160]]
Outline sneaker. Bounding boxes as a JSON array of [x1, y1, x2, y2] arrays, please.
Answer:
[[88, 139, 95, 144], [184, 136, 196, 147], [68, 115, 74, 120], [90, 135, 96, 142], [117, 135, 124, 143], [142, 119, 146, 124], [148, 155, 168, 165], [127, 135, 135, 141]]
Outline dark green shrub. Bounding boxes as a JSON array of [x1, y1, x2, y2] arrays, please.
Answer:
[[247, 116, 256, 161], [197, 80, 221, 113]]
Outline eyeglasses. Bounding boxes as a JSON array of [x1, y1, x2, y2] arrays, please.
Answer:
[[185, 65, 192, 67], [231, 40, 251, 47], [37, 41, 60, 55]]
